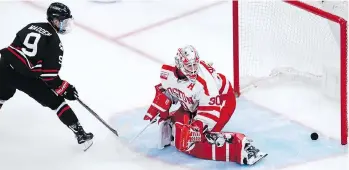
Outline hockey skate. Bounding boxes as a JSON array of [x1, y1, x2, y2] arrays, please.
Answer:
[[68, 122, 94, 151], [241, 139, 268, 165]]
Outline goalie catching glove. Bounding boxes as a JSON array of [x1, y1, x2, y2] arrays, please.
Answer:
[[144, 84, 172, 122]]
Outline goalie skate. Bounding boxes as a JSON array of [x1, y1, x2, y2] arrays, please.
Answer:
[[242, 140, 268, 165], [244, 150, 268, 165]]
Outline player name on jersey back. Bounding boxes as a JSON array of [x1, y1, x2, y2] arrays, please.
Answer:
[[28, 25, 52, 36]]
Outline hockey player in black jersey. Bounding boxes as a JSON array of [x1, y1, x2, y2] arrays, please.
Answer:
[[0, 2, 93, 149]]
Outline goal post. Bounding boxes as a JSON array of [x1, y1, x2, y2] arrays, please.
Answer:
[[232, 0, 348, 145]]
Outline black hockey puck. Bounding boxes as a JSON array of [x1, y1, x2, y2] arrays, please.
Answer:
[[311, 132, 318, 140]]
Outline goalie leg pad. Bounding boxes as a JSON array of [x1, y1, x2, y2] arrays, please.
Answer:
[[158, 118, 173, 149], [189, 132, 246, 163], [173, 129, 249, 164]]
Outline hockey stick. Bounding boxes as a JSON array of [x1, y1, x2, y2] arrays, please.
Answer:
[[77, 98, 119, 137], [129, 113, 160, 143]]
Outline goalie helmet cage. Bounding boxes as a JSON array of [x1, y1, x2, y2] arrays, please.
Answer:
[[232, 0, 348, 145]]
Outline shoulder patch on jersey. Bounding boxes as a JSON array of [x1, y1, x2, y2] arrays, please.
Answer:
[[160, 64, 175, 80], [160, 71, 169, 80]]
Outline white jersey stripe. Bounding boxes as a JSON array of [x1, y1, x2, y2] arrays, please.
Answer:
[[40, 73, 58, 77], [222, 82, 230, 94], [33, 64, 42, 68], [151, 103, 167, 112], [146, 113, 153, 118], [197, 109, 220, 117]]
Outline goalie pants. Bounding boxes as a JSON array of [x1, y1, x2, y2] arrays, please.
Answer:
[[172, 86, 245, 163], [0, 56, 78, 126]]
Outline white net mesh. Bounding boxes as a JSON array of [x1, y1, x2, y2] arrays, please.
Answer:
[[237, 0, 341, 101]]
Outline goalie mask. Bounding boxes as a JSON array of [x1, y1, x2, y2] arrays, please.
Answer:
[[175, 45, 200, 82]]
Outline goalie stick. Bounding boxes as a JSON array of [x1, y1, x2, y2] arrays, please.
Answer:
[[129, 113, 160, 144], [77, 98, 119, 137]]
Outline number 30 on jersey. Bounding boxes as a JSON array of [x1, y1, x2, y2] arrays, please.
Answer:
[[209, 95, 222, 105]]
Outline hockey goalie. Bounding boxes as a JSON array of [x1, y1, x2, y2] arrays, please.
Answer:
[[144, 45, 267, 165]]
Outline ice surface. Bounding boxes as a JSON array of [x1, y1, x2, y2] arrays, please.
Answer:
[[111, 97, 347, 170]]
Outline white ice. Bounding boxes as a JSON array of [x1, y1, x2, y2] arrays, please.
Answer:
[[0, 1, 347, 170]]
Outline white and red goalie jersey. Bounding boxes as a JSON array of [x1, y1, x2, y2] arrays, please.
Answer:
[[159, 60, 231, 131], [144, 45, 267, 165]]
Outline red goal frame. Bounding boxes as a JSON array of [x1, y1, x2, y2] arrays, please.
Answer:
[[232, 0, 348, 145]]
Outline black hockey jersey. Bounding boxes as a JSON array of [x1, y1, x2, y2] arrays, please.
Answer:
[[0, 22, 65, 90]]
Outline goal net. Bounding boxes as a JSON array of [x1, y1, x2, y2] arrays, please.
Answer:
[[233, 0, 347, 145]]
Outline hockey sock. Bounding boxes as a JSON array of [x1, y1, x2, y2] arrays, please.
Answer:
[[56, 102, 78, 126], [0, 104, 2, 110]]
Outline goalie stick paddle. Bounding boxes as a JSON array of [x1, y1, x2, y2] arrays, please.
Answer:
[[77, 98, 119, 137]]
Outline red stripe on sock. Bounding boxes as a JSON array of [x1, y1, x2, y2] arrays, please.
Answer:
[[57, 105, 70, 117]]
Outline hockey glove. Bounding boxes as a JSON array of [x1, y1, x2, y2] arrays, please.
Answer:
[[144, 85, 171, 122], [54, 81, 78, 100], [63, 85, 78, 100]]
